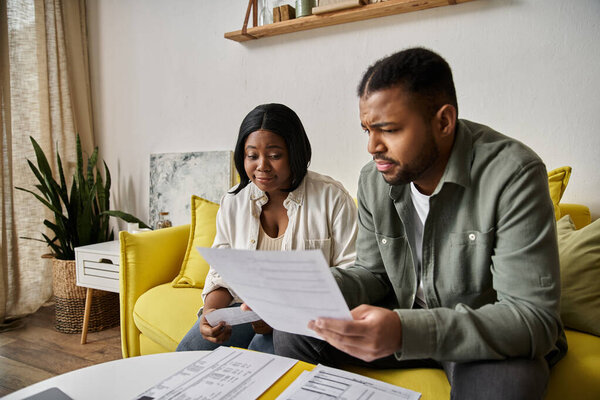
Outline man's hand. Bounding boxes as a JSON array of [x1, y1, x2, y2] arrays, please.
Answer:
[[200, 308, 232, 344], [308, 304, 402, 362], [241, 303, 273, 335]]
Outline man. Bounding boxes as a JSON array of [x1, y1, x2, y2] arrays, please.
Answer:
[[274, 48, 566, 399]]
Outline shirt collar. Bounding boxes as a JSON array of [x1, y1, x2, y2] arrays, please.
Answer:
[[248, 174, 306, 207], [435, 119, 472, 192], [389, 119, 472, 200]]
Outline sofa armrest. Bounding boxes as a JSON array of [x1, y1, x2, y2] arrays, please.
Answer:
[[119, 224, 190, 357], [558, 203, 591, 229]]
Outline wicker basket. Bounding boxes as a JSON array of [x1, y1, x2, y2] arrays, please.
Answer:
[[52, 259, 120, 334]]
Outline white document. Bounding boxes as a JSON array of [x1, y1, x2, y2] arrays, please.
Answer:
[[197, 248, 352, 339], [204, 306, 260, 327], [134, 346, 296, 400], [276, 364, 422, 400]]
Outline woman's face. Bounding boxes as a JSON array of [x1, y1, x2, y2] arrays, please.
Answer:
[[243, 129, 291, 194]]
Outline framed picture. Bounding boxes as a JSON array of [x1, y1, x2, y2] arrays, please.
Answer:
[[149, 151, 235, 228]]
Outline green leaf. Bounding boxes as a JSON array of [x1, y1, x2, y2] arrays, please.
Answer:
[[87, 147, 98, 189], [41, 232, 70, 259], [56, 151, 69, 206], [30, 138, 61, 207], [103, 161, 111, 195], [96, 169, 109, 212], [27, 160, 50, 197], [47, 180, 65, 214], [102, 210, 152, 230], [34, 184, 46, 195], [75, 134, 85, 193], [29, 137, 53, 182], [43, 218, 68, 242], [15, 186, 64, 216], [43, 219, 60, 235], [19, 236, 47, 243]]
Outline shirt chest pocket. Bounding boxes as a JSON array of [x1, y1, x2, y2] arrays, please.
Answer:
[[448, 228, 495, 294], [304, 238, 332, 266], [375, 233, 412, 287]]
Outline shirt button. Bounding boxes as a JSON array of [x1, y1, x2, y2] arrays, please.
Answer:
[[381, 238, 387, 244], [250, 239, 256, 244], [468, 233, 476, 241]]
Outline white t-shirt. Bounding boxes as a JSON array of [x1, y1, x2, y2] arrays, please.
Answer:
[[410, 182, 431, 309]]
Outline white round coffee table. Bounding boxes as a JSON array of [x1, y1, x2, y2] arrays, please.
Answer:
[[3, 351, 208, 400]]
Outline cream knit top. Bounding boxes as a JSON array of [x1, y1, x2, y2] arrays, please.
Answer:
[[257, 225, 284, 251]]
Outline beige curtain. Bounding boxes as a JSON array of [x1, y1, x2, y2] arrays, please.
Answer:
[[0, 0, 95, 324]]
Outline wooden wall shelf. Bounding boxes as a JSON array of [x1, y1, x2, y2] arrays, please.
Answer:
[[225, 0, 475, 43]]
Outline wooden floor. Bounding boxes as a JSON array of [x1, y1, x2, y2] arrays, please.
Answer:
[[0, 303, 122, 397]]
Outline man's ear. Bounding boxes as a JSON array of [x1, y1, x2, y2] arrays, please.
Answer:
[[435, 104, 457, 138]]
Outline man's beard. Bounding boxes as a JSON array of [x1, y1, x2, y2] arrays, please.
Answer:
[[378, 132, 439, 186]]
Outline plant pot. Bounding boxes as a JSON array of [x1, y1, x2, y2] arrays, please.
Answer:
[[51, 259, 119, 334]]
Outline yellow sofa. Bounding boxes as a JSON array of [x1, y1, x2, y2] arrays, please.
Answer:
[[119, 203, 599, 399]]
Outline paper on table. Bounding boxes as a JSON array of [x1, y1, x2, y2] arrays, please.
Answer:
[[197, 247, 352, 339], [204, 306, 260, 327], [134, 346, 297, 400], [275, 364, 422, 400]]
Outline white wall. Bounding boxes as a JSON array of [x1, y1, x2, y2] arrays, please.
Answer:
[[87, 0, 600, 224]]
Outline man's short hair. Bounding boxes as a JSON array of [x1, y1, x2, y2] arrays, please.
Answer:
[[357, 47, 458, 118]]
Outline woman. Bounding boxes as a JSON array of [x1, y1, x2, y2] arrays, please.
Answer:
[[176, 103, 357, 353]]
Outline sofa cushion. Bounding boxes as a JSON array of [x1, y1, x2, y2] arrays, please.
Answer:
[[343, 329, 600, 400], [134, 283, 204, 351], [557, 215, 600, 336], [546, 329, 600, 399], [547, 166, 571, 220], [558, 203, 591, 230], [172, 195, 219, 288], [139, 333, 170, 355]]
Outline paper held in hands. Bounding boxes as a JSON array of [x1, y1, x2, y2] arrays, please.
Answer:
[[204, 306, 260, 327], [197, 247, 352, 339]]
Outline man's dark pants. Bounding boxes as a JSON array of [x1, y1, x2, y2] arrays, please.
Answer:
[[274, 330, 550, 400]]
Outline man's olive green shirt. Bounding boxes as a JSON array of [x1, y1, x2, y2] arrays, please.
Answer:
[[332, 119, 566, 365]]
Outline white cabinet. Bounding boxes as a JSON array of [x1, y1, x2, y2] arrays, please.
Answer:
[[75, 240, 120, 293], [74, 240, 121, 344]]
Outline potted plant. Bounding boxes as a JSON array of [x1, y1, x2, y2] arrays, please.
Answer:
[[16, 135, 150, 333]]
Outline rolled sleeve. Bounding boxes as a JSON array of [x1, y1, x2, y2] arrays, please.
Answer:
[[394, 309, 437, 360], [201, 267, 243, 305]]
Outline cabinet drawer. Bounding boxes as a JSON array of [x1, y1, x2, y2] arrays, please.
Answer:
[[78, 262, 120, 291], [83, 260, 119, 273], [82, 269, 119, 281], [78, 273, 119, 292], [78, 251, 119, 265]]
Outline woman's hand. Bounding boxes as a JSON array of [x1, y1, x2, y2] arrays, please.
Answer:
[[200, 308, 232, 343], [200, 288, 234, 343], [250, 320, 273, 334], [241, 303, 273, 334]]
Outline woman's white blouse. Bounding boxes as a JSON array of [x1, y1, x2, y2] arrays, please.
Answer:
[[202, 170, 358, 304]]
